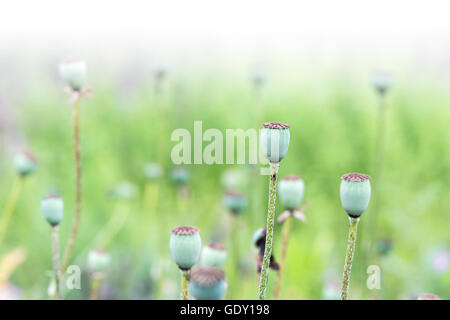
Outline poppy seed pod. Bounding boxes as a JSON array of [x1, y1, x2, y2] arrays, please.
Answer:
[[260, 122, 290, 163], [41, 194, 63, 226], [201, 243, 227, 268], [59, 58, 87, 91], [189, 267, 226, 300], [222, 191, 248, 215], [143, 163, 163, 181], [278, 175, 305, 210], [252, 228, 266, 247], [13, 151, 38, 176], [371, 72, 393, 95], [170, 167, 190, 185], [340, 173, 371, 218], [87, 249, 111, 275], [170, 226, 202, 270]]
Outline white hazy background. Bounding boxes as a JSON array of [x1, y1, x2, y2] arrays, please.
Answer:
[[1, 0, 450, 72]]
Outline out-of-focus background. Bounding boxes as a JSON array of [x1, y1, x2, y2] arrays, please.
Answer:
[[0, 0, 449, 299]]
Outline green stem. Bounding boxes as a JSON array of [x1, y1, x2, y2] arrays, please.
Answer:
[[257, 162, 279, 300], [90, 277, 101, 300], [181, 270, 189, 300], [341, 217, 359, 300], [51, 226, 62, 300], [0, 176, 24, 247], [62, 95, 82, 273], [369, 93, 386, 247], [273, 215, 292, 300]]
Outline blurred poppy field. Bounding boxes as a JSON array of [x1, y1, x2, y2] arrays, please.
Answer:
[[0, 56, 449, 300]]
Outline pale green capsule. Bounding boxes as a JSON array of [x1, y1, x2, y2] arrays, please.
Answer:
[[189, 267, 226, 300], [59, 59, 86, 91], [340, 173, 371, 218], [278, 175, 305, 210], [41, 194, 63, 226], [87, 249, 111, 274], [371, 72, 393, 95], [260, 122, 290, 163], [201, 244, 227, 268], [170, 226, 201, 270], [170, 167, 190, 185], [222, 191, 247, 215], [13, 151, 38, 176], [143, 163, 163, 181]]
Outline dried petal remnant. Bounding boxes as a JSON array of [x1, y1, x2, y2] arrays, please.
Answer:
[[262, 122, 290, 129], [171, 226, 199, 235], [341, 173, 370, 182]]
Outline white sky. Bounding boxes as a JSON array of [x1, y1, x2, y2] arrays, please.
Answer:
[[1, 0, 450, 62]]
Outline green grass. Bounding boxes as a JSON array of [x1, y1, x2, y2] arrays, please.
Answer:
[[0, 65, 449, 299]]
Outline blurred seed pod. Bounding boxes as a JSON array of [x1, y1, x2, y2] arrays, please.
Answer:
[[222, 191, 248, 215], [108, 181, 138, 200], [260, 122, 290, 163], [87, 249, 111, 278], [170, 226, 201, 271], [340, 173, 371, 218], [221, 168, 247, 192], [252, 228, 266, 247], [250, 66, 267, 88], [278, 175, 305, 210], [13, 151, 38, 177], [321, 280, 341, 300], [201, 243, 227, 268], [170, 167, 190, 186], [378, 238, 393, 256], [59, 58, 87, 91], [143, 163, 163, 181], [189, 267, 226, 300], [371, 72, 393, 95], [41, 194, 64, 226]]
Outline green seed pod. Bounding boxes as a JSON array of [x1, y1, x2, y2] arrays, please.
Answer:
[[278, 175, 305, 210], [13, 151, 38, 177], [260, 122, 290, 163], [252, 227, 266, 247], [340, 173, 371, 218], [189, 267, 226, 300], [222, 191, 248, 215], [87, 249, 111, 274], [170, 226, 201, 270], [170, 167, 190, 185], [59, 58, 87, 91], [143, 163, 163, 181], [41, 194, 63, 226], [201, 243, 227, 268], [371, 72, 393, 95]]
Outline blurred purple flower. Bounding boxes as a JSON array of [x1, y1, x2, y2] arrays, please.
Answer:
[[432, 250, 449, 274]]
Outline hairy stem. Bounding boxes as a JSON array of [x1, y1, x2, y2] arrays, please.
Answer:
[[341, 217, 359, 300], [181, 270, 189, 300], [51, 226, 62, 300], [62, 95, 82, 272], [0, 176, 24, 247], [273, 215, 292, 300], [257, 162, 279, 300]]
